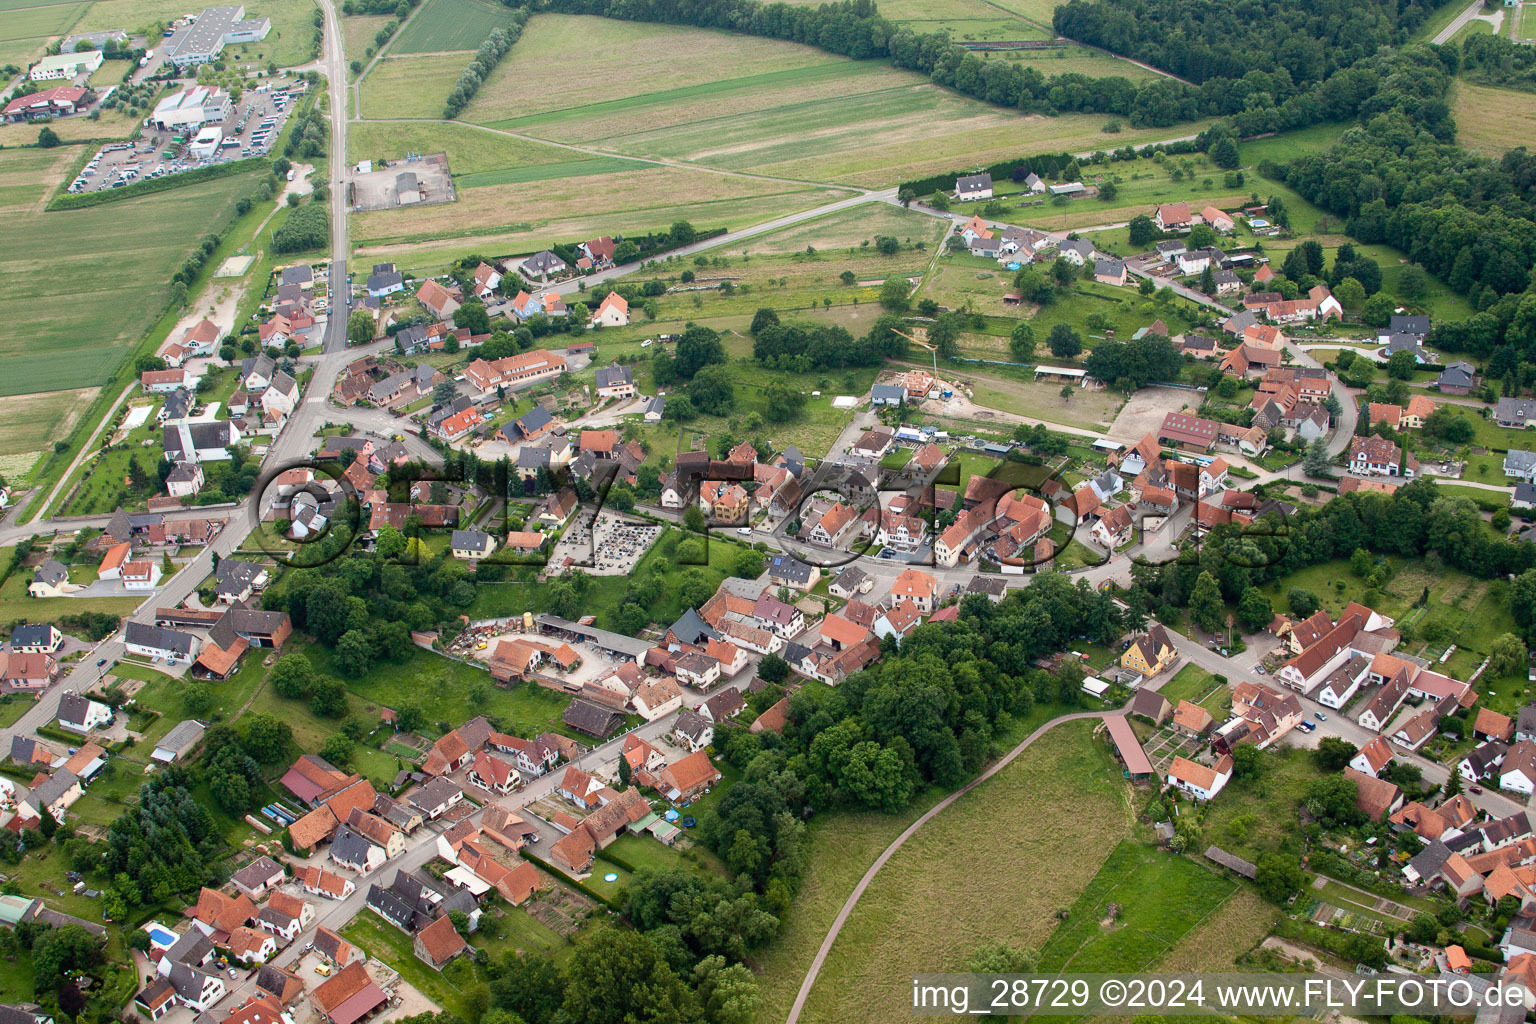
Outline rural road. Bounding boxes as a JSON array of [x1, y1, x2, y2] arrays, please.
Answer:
[[1433, 0, 1486, 44], [783, 708, 1115, 1024]]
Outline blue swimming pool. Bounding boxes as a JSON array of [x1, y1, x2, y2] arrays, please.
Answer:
[[147, 927, 177, 946]]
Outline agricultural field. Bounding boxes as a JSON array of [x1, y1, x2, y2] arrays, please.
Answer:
[[347, 119, 577, 175], [359, 51, 476, 118], [390, 0, 524, 52], [0, 388, 99, 481], [459, 15, 1212, 187], [348, 162, 847, 272], [0, 2, 84, 44], [795, 722, 1133, 1024], [0, 145, 263, 398], [1451, 80, 1536, 156]]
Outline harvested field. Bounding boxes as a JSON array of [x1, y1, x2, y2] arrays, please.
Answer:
[[1452, 80, 1536, 156], [463, 15, 1205, 187], [349, 164, 843, 269], [347, 120, 575, 175]]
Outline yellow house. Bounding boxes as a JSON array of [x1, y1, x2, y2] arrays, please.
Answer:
[[1121, 624, 1176, 678]]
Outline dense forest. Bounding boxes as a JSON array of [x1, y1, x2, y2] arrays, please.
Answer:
[[1051, 0, 1445, 86], [1457, 32, 1536, 93], [1276, 48, 1536, 304]]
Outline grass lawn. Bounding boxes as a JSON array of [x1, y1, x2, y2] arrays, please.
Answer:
[[1038, 839, 1236, 972], [347, 120, 577, 176], [294, 639, 579, 740], [348, 160, 845, 273], [358, 52, 467, 119], [342, 13, 391, 63], [344, 910, 488, 1018], [1198, 745, 1329, 864], [795, 721, 1135, 1023], [465, 525, 744, 633], [604, 833, 728, 877], [0, 555, 142, 625], [1158, 663, 1226, 707]]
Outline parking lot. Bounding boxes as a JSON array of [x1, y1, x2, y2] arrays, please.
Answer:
[[68, 78, 302, 194]]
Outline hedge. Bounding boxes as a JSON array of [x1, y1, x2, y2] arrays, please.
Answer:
[[520, 849, 625, 911], [47, 156, 270, 211], [900, 138, 1206, 196]]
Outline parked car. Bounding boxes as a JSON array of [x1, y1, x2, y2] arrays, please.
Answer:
[[1315, 712, 1328, 721]]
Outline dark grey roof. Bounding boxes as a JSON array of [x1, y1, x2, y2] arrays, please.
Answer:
[[1390, 315, 1430, 337], [594, 365, 633, 389], [668, 608, 717, 646], [1516, 483, 1536, 505], [1094, 258, 1124, 276], [231, 855, 283, 891], [702, 688, 744, 721], [870, 384, 905, 402], [1466, 739, 1509, 774], [364, 883, 413, 928], [451, 530, 492, 552], [832, 565, 870, 591], [28, 769, 79, 809], [644, 395, 665, 416], [9, 736, 46, 764], [408, 776, 462, 813], [674, 709, 711, 742], [30, 561, 68, 587], [1407, 839, 1452, 880], [561, 699, 622, 737], [521, 251, 567, 274], [329, 825, 378, 868], [511, 406, 553, 438], [154, 720, 206, 758], [1439, 361, 1476, 387], [367, 269, 403, 292], [1508, 451, 1536, 474], [516, 446, 550, 470], [1498, 398, 1536, 424], [767, 554, 815, 586], [166, 962, 218, 1002], [10, 624, 55, 647], [125, 621, 197, 655], [956, 172, 992, 191], [279, 265, 312, 287], [166, 927, 213, 968], [214, 559, 263, 596], [55, 691, 95, 727], [255, 963, 301, 1000]]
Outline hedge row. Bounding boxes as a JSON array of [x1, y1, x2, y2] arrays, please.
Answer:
[[520, 849, 625, 911], [899, 138, 1207, 196], [47, 156, 270, 211]]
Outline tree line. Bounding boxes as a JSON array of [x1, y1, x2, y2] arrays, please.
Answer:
[[1127, 479, 1536, 633], [1277, 48, 1536, 305], [443, 17, 526, 118]]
